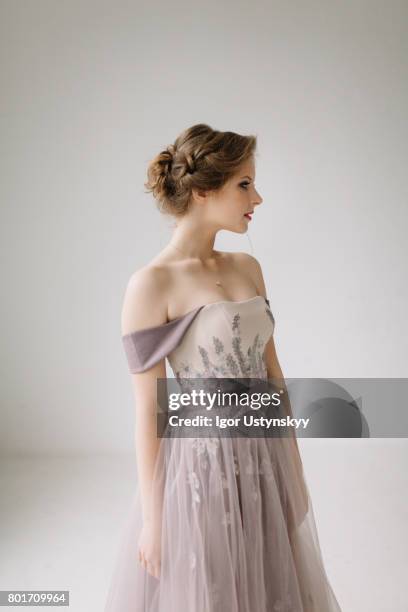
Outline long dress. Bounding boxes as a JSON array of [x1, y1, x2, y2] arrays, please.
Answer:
[[104, 295, 342, 611]]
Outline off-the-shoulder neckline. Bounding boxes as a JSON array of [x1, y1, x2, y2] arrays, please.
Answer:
[[122, 295, 269, 337]]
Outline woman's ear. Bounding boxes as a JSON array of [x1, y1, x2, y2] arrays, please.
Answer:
[[191, 187, 210, 205]]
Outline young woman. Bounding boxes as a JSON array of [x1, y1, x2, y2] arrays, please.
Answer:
[[104, 123, 342, 611]]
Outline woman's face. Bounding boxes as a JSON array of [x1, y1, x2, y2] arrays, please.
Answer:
[[196, 156, 263, 233]]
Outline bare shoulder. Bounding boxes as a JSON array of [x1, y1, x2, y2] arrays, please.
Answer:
[[121, 265, 171, 335], [228, 251, 268, 296], [229, 251, 262, 272]]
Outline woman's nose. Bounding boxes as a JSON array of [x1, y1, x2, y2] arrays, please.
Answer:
[[254, 192, 263, 205]]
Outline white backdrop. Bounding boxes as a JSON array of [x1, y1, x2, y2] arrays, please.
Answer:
[[1, 3, 407, 610], [1, 0, 407, 455]]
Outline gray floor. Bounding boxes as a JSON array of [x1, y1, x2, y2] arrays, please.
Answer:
[[0, 441, 406, 612], [0, 454, 135, 612]]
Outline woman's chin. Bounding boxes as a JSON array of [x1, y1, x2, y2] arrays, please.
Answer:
[[229, 225, 247, 235], [221, 217, 249, 234], [238, 217, 249, 232]]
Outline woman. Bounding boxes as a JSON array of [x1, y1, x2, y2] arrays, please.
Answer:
[[104, 123, 342, 611]]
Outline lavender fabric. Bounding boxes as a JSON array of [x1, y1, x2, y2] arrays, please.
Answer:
[[122, 305, 205, 373], [122, 297, 271, 374], [105, 296, 343, 612]]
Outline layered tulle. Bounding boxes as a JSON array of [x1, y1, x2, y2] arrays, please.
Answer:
[[104, 431, 341, 611], [106, 297, 342, 611]]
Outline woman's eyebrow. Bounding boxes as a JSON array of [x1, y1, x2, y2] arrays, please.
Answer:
[[240, 175, 253, 180]]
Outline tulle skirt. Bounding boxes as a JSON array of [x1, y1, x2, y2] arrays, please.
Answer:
[[104, 433, 342, 611]]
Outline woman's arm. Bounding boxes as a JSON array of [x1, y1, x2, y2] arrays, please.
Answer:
[[236, 253, 303, 455], [121, 266, 169, 524], [263, 336, 304, 461], [238, 253, 308, 512], [239, 252, 310, 528]]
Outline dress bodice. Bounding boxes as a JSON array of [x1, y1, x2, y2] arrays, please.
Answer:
[[108, 294, 344, 612], [122, 295, 275, 380]]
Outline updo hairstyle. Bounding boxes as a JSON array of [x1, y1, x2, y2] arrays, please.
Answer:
[[144, 123, 257, 217]]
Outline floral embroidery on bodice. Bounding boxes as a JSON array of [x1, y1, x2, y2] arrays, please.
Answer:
[[117, 295, 341, 612], [121, 295, 274, 377], [167, 296, 275, 381]]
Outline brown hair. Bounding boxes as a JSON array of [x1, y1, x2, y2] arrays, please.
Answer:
[[144, 123, 257, 217]]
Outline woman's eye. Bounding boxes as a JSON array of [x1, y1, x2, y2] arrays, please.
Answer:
[[240, 182, 250, 190]]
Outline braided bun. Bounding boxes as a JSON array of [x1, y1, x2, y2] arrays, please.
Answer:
[[144, 123, 257, 217]]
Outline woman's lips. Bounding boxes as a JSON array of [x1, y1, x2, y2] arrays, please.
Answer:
[[244, 213, 252, 220]]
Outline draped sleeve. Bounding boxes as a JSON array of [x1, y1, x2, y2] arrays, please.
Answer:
[[121, 305, 204, 374]]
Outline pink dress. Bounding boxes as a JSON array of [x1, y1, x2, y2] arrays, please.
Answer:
[[104, 295, 342, 611]]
